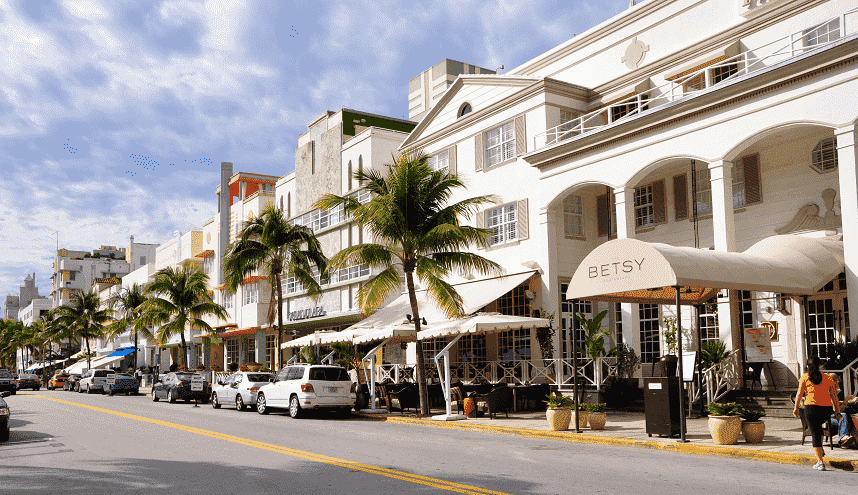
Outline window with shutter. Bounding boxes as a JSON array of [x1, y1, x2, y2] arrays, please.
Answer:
[[428, 150, 449, 171], [652, 179, 665, 224], [515, 115, 526, 156], [735, 154, 761, 207], [484, 121, 515, 167], [517, 199, 528, 241], [475, 134, 484, 171], [486, 202, 518, 246], [448, 144, 457, 175], [673, 174, 688, 220], [564, 194, 584, 238], [811, 138, 837, 173], [597, 193, 609, 237]]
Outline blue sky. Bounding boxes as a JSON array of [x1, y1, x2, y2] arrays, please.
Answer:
[[0, 0, 631, 303]]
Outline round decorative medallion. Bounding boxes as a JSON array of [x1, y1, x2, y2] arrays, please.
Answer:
[[206, 233, 211, 244], [621, 37, 649, 70]]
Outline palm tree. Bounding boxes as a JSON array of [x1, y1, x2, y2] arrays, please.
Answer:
[[223, 203, 327, 370], [313, 150, 500, 416], [106, 284, 152, 370], [55, 291, 111, 372], [144, 261, 227, 368], [0, 319, 16, 369]]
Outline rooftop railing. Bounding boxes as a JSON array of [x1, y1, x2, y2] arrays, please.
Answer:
[[533, 7, 858, 152]]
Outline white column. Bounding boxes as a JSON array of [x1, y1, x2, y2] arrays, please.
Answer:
[[708, 160, 736, 253], [614, 187, 637, 354], [537, 208, 561, 357], [836, 125, 858, 341]]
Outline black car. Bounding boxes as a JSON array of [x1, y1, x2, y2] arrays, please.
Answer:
[[0, 370, 15, 395], [152, 372, 210, 404], [64, 374, 82, 391], [0, 391, 10, 442], [16, 374, 42, 391]]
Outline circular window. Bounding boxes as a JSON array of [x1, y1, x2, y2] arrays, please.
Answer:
[[459, 103, 472, 117]]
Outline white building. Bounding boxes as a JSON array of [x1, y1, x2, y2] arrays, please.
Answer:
[[397, 0, 857, 389]]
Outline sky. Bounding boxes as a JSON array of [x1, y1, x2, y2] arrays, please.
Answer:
[[0, 0, 632, 303]]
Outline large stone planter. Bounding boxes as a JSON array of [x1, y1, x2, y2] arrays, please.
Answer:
[[588, 411, 607, 430], [742, 421, 766, 443], [546, 407, 572, 431], [708, 416, 742, 445], [572, 410, 589, 429]]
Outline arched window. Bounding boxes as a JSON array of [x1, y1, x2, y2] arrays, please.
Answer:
[[459, 103, 472, 117], [279, 196, 284, 211], [358, 155, 363, 185], [287, 192, 291, 218], [348, 160, 353, 191]]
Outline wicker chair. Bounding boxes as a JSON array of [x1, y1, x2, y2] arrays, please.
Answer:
[[477, 386, 514, 419], [387, 384, 419, 414]]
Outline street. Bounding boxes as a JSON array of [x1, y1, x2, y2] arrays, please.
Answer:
[[1, 391, 856, 494]]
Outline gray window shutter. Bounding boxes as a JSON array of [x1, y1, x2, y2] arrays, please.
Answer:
[[517, 199, 529, 241], [673, 174, 688, 221], [448, 144, 457, 175], [475, 134, 484, 172], [652, 179, 666, 224], [476, 209, 485, 249], [515, 114, 526, 156], [596, 194, 609, 237], [743, 154, 762, 205]]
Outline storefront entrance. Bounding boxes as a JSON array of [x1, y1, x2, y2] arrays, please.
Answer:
[[807, 273, 851, 358]]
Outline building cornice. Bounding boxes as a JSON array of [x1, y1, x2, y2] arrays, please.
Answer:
[[524, 36, 858, 168]]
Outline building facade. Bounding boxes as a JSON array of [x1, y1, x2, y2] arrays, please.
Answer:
[[50, 246, 130, 309]]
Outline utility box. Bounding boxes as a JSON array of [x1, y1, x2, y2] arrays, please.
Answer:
[[644, 377, 684, 437]]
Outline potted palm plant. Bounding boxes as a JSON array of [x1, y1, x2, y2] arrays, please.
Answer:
[[545, 394, 573, 430], [660, 316, 679, 377], [707, 402, 742, 445], [586, 403, 607, 430], [739, 407, 767, 443]]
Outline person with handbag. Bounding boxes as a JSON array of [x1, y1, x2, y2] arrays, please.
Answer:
[[794, 357, 840, 470]]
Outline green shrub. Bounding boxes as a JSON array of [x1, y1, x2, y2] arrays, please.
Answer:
[[707, 402, 741, 416], [739, 407, 766, 421], [700, 341, 729, 370], [586, 403, 607, 413], [545, 393, 573, 409], [228, 361, 239, 372]]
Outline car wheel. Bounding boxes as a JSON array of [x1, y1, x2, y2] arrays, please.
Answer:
[[76, 385, 81, 393], [35, 387, 40, 391], [211, 393, 220, 409], [152, 390, 159, 402], [256, 394, 270, 415], [289, 395, 302, 419], [132, 389, 139, 395], [86, 384, 92, 394], [168, 389, 176, 403], [0, 426, 8, 442], [235, 395, 245, 411], [108, 389, 114, 396]]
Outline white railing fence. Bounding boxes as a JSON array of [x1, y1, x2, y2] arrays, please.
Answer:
[[533, 7, 858, 151], [824, 356, 858, 398], [703, 350, 742, 403]]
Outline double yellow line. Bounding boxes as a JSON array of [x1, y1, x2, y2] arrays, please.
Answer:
[[34, 395, 510, 494]]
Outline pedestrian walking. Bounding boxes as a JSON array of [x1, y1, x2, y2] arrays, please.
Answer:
[[793, 356, 840, 470]]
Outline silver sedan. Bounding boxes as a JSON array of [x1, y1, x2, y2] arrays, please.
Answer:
[[210, 372, 274, 411]]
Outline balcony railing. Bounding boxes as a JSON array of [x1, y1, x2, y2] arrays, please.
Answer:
[[533, 7, 858, 152]]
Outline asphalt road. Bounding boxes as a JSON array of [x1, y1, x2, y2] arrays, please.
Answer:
[[1, 390, 856, 494]]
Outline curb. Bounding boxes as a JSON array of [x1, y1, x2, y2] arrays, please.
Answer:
[[354, 413, 858, 471]]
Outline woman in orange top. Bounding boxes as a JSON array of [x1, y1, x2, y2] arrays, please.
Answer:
[[793, 356, 840, 470]]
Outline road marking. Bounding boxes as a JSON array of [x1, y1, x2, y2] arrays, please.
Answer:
[[34, 395, 509, 495]]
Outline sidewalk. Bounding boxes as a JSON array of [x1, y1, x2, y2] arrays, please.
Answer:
[[355, 409, 858, 470]]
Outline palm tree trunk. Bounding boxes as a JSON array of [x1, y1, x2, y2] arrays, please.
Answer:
[[180, 330, 188, 368], [276, 273, 284, 371], [406, 271, 430, 416], [85, 332, 92, 371], [133, 330, 138, 370]]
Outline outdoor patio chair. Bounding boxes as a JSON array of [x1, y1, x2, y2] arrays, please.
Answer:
[[450, 386, 465, 414], [795, 400, 835, 450], [477, 386, 513, 419], [744, 364, 763, 390], [388, 384, 419, 414]]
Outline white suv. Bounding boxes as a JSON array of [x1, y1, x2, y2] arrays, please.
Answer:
[[255, 364, 355, 418], [78, 369, 113, 394]]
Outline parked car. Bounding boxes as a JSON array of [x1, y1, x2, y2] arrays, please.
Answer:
[[48, 372, 70, 390], [211, 372, 274, 411], [78, 369, 114, 394], [152, 372, 210, 403], [255, 364, 355, 418], [0, 370, 16, 395], [64, 374, 82, 391], [16, 374, 41, 391], [1, 391, 11, 442], [103, 373, 140, 396]]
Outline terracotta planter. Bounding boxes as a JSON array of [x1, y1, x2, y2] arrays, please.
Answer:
[[546, 407, 572, 431], [464, 398, 477, 418], [572, 410, 589, 429], [588, 411, 607, 430], [708, 416, 742, 445], [742, 420, 766, 443]]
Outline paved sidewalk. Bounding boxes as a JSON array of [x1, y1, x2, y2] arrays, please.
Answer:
[[355, 409, 858, 470]]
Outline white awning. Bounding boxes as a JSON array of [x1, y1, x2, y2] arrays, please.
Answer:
[[280, 330, 337, 349], [417, 313, 550, 340], [566, 235, 844, 303], [344, 270, 537, 335], [352, 326, 417, 345]]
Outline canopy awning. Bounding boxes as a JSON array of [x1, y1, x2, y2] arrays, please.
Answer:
[[344, 270, 537, 335], [565, 235, 844, 304], [352, 326, 417, 345], [107, 347, 136, 357], [417, 313, 550, 340], [280, 330, 337, 349]]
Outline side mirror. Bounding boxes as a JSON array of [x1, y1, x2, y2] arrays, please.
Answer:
[[269, 378, 275, 383], [0, 391, 9, 398], [217, 381, 224, 386]]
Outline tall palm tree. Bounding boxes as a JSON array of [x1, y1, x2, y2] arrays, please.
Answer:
[[106, 284, 152, 370], [55, 291, 111, 372], [0, 319, 16, 369], [223, 203, 327, 370], [144, 261, 227, 368], [313, 150, 500, 416]]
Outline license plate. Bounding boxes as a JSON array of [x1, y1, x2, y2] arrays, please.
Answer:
[[327, 387, 338, 393]]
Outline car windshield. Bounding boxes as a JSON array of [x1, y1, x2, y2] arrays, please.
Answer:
[[175, 373, 194, 381], [308, 367, 349, 381], [245, 374, 272, 382]]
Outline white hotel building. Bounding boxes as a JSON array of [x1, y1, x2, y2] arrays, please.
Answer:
[[397, 0, 857, 389]]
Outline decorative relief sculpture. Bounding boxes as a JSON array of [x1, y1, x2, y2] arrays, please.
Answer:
[[622, 38, 649, 70], [775, 188, 841, 234]]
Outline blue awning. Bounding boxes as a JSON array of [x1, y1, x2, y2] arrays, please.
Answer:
[[107, 347, 136, 357]]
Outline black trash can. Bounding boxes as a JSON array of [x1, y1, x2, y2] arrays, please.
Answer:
[[644, 377, 684, 437]]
